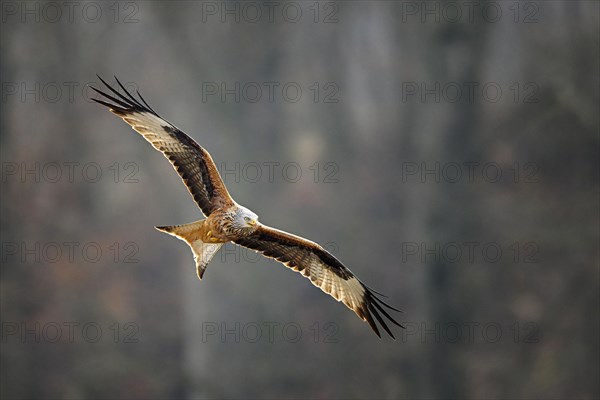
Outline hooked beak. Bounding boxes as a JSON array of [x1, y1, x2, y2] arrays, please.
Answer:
[[247, 220, 257, 227]]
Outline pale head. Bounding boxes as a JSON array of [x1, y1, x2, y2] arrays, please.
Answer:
[[232, 206, 259, 233]]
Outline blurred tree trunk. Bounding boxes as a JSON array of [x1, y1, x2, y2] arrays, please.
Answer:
[[425, 23, 490, 398]]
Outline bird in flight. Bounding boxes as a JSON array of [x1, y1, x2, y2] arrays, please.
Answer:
[[92, 76, 404, 338]]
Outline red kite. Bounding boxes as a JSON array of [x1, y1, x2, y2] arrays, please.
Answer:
[[93, 76, 403, 338]]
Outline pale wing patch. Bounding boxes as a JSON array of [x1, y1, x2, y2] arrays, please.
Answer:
[[119, 111, 181, 152], [117, 112, 196, 162], [293, 254, 366, 317]]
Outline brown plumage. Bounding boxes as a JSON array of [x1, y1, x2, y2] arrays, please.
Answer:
[[93, 76, 404, 338]]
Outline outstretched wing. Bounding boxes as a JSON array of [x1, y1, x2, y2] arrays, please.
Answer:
[[234, 225, 404, 338], [92, 76, 234, 217]]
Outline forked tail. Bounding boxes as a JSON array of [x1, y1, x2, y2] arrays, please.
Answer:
[[155, 220, 222, 280]]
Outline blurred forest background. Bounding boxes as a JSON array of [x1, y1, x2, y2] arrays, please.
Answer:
[[1, 1, 598, 399]]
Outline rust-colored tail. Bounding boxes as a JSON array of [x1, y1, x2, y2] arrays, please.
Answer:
[[155, 220, 222, 280]]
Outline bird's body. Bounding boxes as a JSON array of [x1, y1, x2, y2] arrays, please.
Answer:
[[93, 76, 404, 338], [200, 206, 259, 243], [156, 204, 260, 278]]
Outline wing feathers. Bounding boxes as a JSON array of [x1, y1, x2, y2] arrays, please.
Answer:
[[92, 76, 234, 216], [235, 225, 403, 338]]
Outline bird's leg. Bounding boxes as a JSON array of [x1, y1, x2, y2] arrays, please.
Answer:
[[206, 230, 215, 242], [205, 230, 221, 243]]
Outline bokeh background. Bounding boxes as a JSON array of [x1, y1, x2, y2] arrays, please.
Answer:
[[1, 1, 598, 399]]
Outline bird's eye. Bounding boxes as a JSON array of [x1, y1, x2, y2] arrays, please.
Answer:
[[244, 217, 250, 222]]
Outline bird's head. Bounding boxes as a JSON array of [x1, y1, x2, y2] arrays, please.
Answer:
[[233, 206, 259, 233]]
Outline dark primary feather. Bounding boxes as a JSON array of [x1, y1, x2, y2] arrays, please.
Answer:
[[92, 75, 157, 116]]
